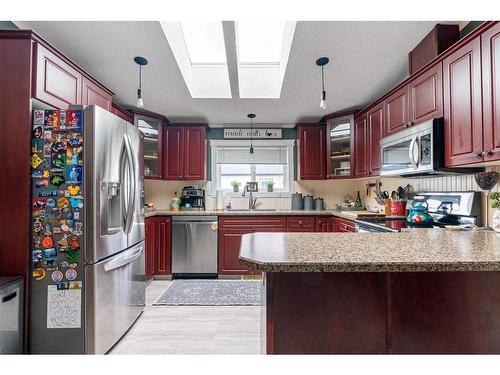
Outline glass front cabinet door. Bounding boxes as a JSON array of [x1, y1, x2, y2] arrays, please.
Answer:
[[135, 114, 163, 179], [326, 114, 355, 179]]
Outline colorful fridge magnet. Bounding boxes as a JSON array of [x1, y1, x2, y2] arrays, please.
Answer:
[[65, 268, 77, 281], [65, 249, 79, 264], [32, 250, 43, 264], [46, 198, 56, 208], [66, 165, 82, 184], [38, 189, 58, 198], [44, 110, 60, 128], [32, 268, 46, 281], [73, 222, 83, 236], [69, 235, 80, 250], [68, 185, 81, 196], [32, 125, 43, 139], [51, 270, 64, 283], [49, 174, 66, 188], [31, 154, 44, 169], [66, 146, 83, 166], [33, 110, 45, 125], [32, 139, 44, 153], [57, 197, 69, 209], [43, 248, 57, 267], [67, 132, 83, 147], [42, 235, 54, 249], [34, 179, 49, 188], [51, 152, 66, 169], [65, 110, 82, 130], [69, 197, 83, 209], [32, 199, 47, 210], [57, 236, 69, 248], [59, 110, 67, 128]]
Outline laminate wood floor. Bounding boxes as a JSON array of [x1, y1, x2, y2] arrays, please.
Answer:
[[109, 280, 261, 354]]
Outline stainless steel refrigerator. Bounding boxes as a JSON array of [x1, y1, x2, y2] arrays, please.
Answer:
[[29, 105, 145, 354]]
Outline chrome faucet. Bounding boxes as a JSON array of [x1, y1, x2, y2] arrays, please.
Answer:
[[242, 184, 258, 210]]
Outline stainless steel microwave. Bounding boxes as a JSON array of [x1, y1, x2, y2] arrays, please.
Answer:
[[379, 118, 483, 177]]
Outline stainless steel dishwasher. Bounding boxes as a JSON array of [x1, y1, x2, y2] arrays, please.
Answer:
[[172, 216, 218, 278]]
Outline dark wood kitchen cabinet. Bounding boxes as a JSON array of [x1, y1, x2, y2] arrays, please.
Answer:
[[34, 42, 83, 109], [325, 113, 355, 179], [155, 216, 172, 276], [354, 114, 368, 177], [287, 216, 316, 232], [81, 76, 112, 111], [367, 103, 384, 175], [163, 125, 206, 181], [218, 216, 287, 275], [33, 42, 113, 111], [384, 85, 410, 136], [135, 114, 164, 179], [145, 217, 157, 281], [296, 123, 326, 180], [145, 216, 172, 280], [337, 218, 356, 232], [481, 23, 500, 162], [443, 36, 484, 166], [409, 62, 443, 124], [315, 217, 336, 232], [111, 102, 134, 124]]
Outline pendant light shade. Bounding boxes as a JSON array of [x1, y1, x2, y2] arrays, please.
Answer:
[[134, 56, 148, 108], [247, 113, 256, 154], [316, 57, 329, 111]]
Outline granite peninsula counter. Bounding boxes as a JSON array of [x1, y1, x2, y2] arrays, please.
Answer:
[[240, 230, 500, 354]]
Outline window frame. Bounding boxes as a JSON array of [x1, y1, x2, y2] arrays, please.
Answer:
[[210, 139, 295, 198]]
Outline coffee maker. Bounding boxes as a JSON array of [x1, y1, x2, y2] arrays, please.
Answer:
[[180, 186, 205, 210]]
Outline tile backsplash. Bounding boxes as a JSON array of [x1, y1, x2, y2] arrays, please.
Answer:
[[144, 165, 500, 226]]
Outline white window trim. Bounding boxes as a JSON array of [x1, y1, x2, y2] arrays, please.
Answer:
[[209, 139, 295, 198]]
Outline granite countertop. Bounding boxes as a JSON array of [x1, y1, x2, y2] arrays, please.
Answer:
[[144, 208, 381, 220], [239, 230, 500, 272]]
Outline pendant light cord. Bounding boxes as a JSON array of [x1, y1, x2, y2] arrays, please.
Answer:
[[321, 66, 325, 92], [250, 117, 253, 149], [139, 65, 142, 91]]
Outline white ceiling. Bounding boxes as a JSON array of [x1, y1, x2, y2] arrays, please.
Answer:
[[16, 21, 457, 125]]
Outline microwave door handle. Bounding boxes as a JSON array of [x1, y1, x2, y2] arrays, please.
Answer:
[[409, 136, 419, 169]]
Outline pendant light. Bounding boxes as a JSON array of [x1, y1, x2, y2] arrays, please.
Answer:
[[247, 113, 256, 154], [134, 56, 148, 108], [316, 57, 329, 110]]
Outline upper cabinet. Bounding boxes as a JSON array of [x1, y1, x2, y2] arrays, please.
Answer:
[[384, 85, 410, 136], [111, 103, 134, 124], [443, 36, 484, 166], [34, 43, 83, 109], [409, 62, 443, 124], [163, 125, 206, 181], [367, 103, 384, 176], [81, 77, 112, 111], [354, 114, 368, 177], [482, 23, 500, 162], [135, 114, 164, 179], [296, 124, 326, 180], [33, 40, 113, 111], [325, 114, 354, 179]]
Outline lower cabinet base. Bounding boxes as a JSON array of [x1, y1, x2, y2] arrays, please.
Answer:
[[264, 272, 500, 354]]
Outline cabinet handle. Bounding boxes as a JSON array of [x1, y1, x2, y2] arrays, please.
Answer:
[[298, 220, 303, 225], [474, 152, 483, 158], [408, 122, 414, 127], [405, 123, 410, 128], [482, 150, 492, 157]]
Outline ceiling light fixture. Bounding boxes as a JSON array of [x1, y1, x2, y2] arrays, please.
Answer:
[[134, 56, 148, 108], [247, 113, 256, 154], [316, 57, 329, 110]]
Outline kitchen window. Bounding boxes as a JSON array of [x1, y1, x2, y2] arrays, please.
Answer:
[[210, 140, 294, 197]]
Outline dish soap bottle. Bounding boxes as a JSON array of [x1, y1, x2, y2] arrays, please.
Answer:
[[170, 191, 181, 212], [355, 190, 363, 208]]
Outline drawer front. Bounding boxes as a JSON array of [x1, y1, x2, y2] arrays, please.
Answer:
[[287, 216, 316, 232], [219, 216, 287, 230], [337, 218, 356, 232], [34, 43, 83, 109]]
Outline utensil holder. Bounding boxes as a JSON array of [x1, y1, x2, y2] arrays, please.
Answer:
[[391, 200, 407, 216]]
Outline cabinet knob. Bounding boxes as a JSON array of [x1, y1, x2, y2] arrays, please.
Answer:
[[405, 123, 410, 128], [298, 220, 303, 225], [408, 122, 414, 127], [474, 152, 483, 158], [482, 150, 492, 156]]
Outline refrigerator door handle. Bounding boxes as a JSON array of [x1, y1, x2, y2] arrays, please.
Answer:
[[103, 245, 144, 272], [123, 133, 136, 234], [120, 136, 129, 231]]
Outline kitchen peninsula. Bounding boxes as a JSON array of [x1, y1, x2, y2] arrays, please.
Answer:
[[240, 230, 500, 354]]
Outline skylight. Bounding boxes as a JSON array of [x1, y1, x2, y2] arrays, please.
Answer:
[[236, 21, 296, 98], [180, 21, 227, 64], [160, 21, 231, 98], [237, 21, 286, 63]]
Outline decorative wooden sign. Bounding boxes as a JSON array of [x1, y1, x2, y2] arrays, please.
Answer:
[[224, 129, 282, 139]]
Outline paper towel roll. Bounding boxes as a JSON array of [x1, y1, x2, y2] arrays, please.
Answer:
[[216, 189, 224, 210]]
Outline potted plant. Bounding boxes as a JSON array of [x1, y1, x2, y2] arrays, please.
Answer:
[[265, 181, 274, 192], [231, 180, 241, 193], [490, 192, 500, 233]]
